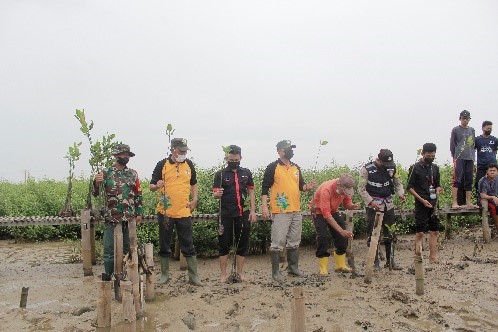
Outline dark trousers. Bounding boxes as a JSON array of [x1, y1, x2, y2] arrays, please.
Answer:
[[103, 221, 130, 265], [453, 159, 474, 191], [414, 200, 440, 232], [157, 214, 196, 258], [218, 211, 251, 256], [366, 206, 395, 245], [313, 212, 348, 257]]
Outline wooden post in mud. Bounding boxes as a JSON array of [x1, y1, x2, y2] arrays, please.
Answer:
[[128, 219, 142, 317], [414, 242, 424, 295], [345, 211, 355, 275], [179, 252, 187, 271], [90, 222, 96, 265], [279, 248, 286, 263], [444, 211, 451, 239], [19, 287, 29, 308], [291, 287, 305, 332], [481, 199, 491, 244], [97, 280, 112, 328], [145, 243, 155, 301], [114, 223, 123, 302], [364, 212, 384, 284], [122, 280, 136, 322], [174, 236, 180, 260], [81, 209, 93, 276]]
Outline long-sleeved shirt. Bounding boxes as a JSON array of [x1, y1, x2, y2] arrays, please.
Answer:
[[312, 179, 355, 219], [450, 125, 476, 160]]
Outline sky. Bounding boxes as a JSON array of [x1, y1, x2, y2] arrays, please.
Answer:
[[1, 0, 497, 182]]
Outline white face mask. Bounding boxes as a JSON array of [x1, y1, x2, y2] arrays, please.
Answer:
[[175, 154, 186, 163]]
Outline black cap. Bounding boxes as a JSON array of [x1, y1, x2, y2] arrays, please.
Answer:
[[460, 110, 471, 118], [378, 149, 395, 167], [171, 138, 190, 151]]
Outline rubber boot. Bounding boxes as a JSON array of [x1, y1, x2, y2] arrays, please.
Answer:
[[103, 261, 114, 281], [270, 250, 284, 282], [186, 256, 203, 286], [384, 243, 402, 270], [157, 256, 170, 284], [287, 248, 305, 277], [334, 252, 352, 273], [319, 257, 329, 275]]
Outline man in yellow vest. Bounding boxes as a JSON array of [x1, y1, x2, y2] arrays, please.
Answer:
[[261, 140, 316, 282], [149, 138, 202, 286]]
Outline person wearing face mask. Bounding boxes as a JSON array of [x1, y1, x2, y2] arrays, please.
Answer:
[[261, 140, 317, 282], [407, 143, 443, 264], [310, 174, 359, 275], [450, 110, 477, 208], [149, 138, 202, 286], [474, 121, 498, 204], [93, 143, 144, 280], [358, 149, 406, 270], [212, 145, 256, 283]]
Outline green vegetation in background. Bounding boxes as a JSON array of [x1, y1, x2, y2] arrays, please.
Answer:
[[0, 162, 482, 256]]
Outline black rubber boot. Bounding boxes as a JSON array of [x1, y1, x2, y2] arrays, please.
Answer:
[[287, 248, 306, 277], [271, 250, 284, 282], [384, 243, 402, 270]]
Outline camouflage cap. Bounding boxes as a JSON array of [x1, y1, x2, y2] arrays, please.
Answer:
[[171, 138, 190, 152], [112, 143, 135, 157], [276, 140, 296, 150]]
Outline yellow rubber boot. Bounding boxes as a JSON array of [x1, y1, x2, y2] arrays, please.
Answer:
[[319, 257, 329, 275], [334, 252, 352, 273]]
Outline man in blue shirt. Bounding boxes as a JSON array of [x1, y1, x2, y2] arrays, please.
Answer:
[[475, 121, 498, 202], [478, 163, 498, 232]]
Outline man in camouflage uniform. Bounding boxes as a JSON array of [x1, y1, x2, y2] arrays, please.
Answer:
[[93, 143, 144, 279]]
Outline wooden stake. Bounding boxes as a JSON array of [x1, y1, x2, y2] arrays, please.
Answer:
[[444, 212, 451, 239], [414, 242, 424, 295], [179, 252, 187, 271], [345, 210, 355, 275], [364, 212, 384, 284], [19, 287, 29, 308], [279, 247, 287, 263], [96, 280, 112, 328], [81, 209, 93, 276], [291, 287, 305, 332], [145, 243, 155, 301], [121, 281, 136, 322], [174, 237, 180, 260], [128, 220, 142, 317], [90, 222, 96, 265], [114, 223, 123, 302], [481, 199, 491, 244]]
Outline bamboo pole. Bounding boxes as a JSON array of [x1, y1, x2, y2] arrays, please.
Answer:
[[90, 222, 96, 265], [279, 248, 286, 264], [364, 212, 384, 284], [114, 223, 123, 302], [128, 220, 142, 317], [444, 212, 451, 239], [145, 243, 155, 301], [345, 210, 355, 275], [81, 209, 93, 276], [414, 242, 424, 295], [174, 237, 180, 260], [96, 280, 112, 328], [121, 281, 136, 322], [481, 199, 491, 244], [291, 287, 305, 332], [179, 252, 187, 271], [19, 287, 29, 308]]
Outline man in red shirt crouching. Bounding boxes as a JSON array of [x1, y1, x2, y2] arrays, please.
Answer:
[[311, 174, 359, 275]]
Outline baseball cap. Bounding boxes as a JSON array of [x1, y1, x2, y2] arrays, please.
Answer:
[[171, 138, 190, 152], [111, 143, 135, 157], [460, 110, 471, 118], [378, 149, 395, 167], [276, 140, 296, 149], [338, 174, 354, 196]]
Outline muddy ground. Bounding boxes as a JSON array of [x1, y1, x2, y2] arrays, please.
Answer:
[[0, 227, 497, 332]]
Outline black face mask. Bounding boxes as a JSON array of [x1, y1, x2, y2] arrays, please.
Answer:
[[227, 161, 240, 170], [484, 129, 492, 135], [284, 149, 294, 160], [117, 157, 129, 166], [423, 157, 434, 165]]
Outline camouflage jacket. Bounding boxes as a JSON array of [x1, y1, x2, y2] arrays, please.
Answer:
[[92, 165, 144, 223]]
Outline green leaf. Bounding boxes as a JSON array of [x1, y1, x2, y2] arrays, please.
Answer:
[[320, 140, 328, 146]]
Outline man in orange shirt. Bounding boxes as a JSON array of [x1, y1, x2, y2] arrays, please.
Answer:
[[311, 174, 358, 275]]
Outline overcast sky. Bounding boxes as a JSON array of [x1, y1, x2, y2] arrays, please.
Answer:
[[1, 0, 497, 182]]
